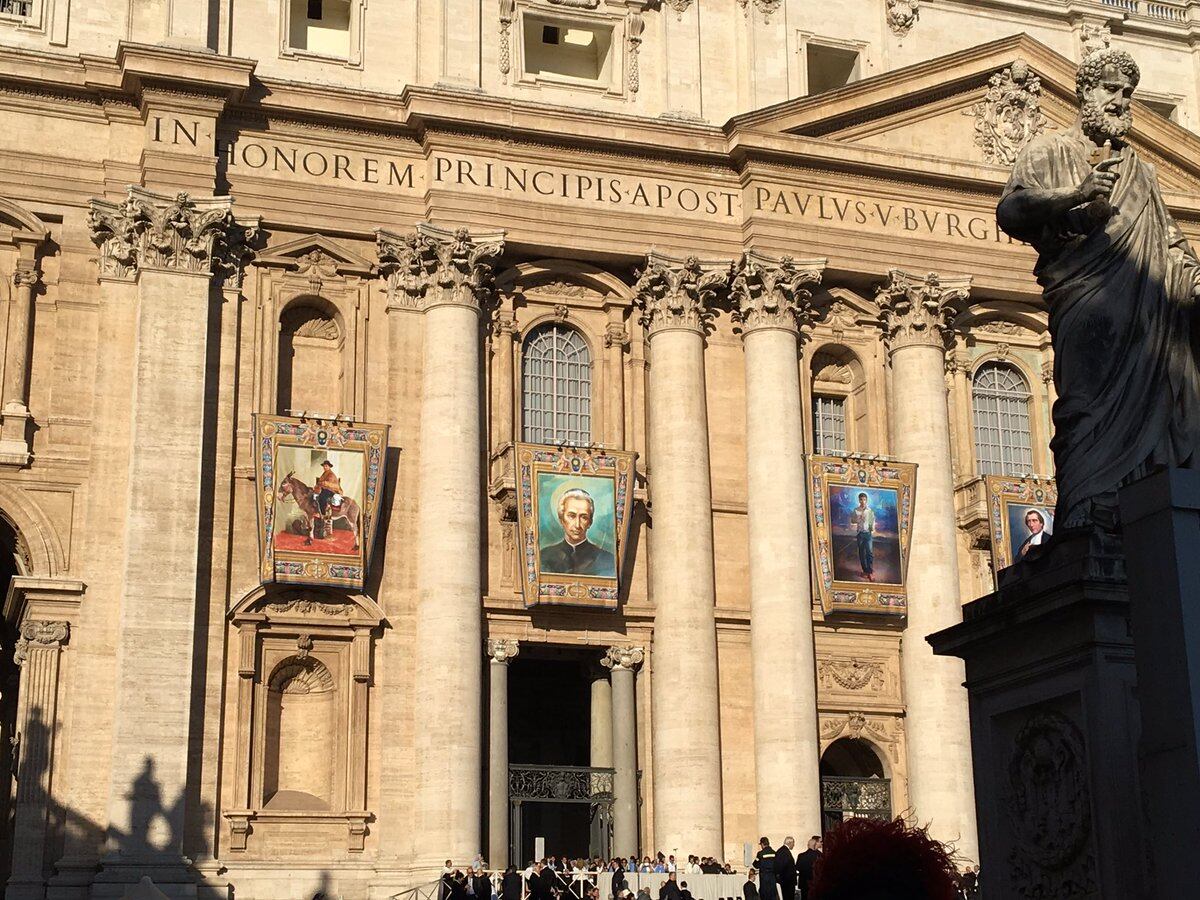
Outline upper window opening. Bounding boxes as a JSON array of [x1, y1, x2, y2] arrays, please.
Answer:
[[523, 16, 613, 84], [0, 0, 32, 18], [289, 0, 351, 58], [807, 44, 860, 95], [972, 362, 1034, 476], [522, 323, 592, 446]]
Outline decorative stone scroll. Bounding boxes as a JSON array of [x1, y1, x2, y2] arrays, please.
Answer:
[[967, 60, 1048, 167], [886, 0, 920, 37], [376, 223, 505, 313], [876, 269, 972, 353], [487, 638, 521, 664], [602, 645, 644, 672], [634, 252, 730, 335], [730, 250, 825, 334], [88, 186, 259, 282], [13, 620, 68, 666]]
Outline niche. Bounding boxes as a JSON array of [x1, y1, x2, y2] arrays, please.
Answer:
[[277, 300, 344, 416], [264, 656, 337, 810]]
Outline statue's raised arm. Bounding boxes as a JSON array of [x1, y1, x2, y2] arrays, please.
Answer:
[[997, 48, 1200, 533]]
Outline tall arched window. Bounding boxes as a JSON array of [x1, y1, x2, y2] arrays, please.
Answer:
[[522, 323, 592, 445], [972, 362, 1034, 476]]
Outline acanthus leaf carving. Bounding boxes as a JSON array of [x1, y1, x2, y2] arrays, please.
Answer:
[[13, 620, 69, 666], [876, 269, 971, 353], [634, 252, 730, 335], [730, 250, 825, 335], [377, 223, 505, 314], [738, 0, 782, 21], [967, 60, 1049, 167], [886, 0, 920, 37]]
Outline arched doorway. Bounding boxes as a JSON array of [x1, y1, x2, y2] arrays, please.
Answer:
[[0, 516, 24, 886], [819, 737, 892, 833]]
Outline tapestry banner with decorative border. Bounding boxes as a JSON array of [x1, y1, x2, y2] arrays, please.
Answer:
[[254, 415, 390, 590], [807, 455, 918, 615], [514, 443, 637, 609], [986, 474, 1057, 576]]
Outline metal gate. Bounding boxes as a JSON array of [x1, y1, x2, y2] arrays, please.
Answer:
[[820, 776, 892, 833], [509, 764, 615, 863]]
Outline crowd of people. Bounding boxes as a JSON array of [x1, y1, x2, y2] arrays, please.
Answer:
[[438, 820, 983, 900]]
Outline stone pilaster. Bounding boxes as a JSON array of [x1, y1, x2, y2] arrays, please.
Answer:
[[634, 252, 728, 855], [88, 188, 256, 896], [604, 316, 629, 448], [603, 646, 644, 858], [877, 269, 978, 860], [946, 342, 975, 479], [732, 251, 826, 838], [487, 639, 520, 867], [0, 260, 38, 467], [406, 223, 504, 871], [492, 308, 519, 450]]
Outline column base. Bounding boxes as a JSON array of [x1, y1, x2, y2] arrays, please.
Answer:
[[91, 856, 197, 900], [47, 854, 99, 900], [0, 401, 32, 466]]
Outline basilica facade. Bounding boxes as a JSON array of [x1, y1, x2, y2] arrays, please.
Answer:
[[0, 1, 1199, 898]]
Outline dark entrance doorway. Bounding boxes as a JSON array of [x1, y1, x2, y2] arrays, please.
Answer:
[[0, 519, 22, 886], [819, 737, 892, 834], [508, 649, 613, 864]]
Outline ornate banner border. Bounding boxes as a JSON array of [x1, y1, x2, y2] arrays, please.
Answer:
[[986, 474, 1057, 574], [514, 443, 637, 610], [807, 454, 918, 616], [254, 415, 390, 591]]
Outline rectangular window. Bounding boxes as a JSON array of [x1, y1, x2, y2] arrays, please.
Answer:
[[813, 395, 847, 455], [0, 0, 33, 18], [522, 14, 614, 86], [1142, 98, 1178, 123], [288, 0, 351, 58], [807, 43, 860, 95]]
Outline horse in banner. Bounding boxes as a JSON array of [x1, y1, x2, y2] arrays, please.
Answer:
[[276, 472, 362, 550]]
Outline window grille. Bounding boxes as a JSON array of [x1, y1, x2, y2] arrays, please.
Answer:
[[522, 323, 592, 446], [0, 0, 32, 17], [813, 395, 847, 454], [972, 362, 1034, 476]]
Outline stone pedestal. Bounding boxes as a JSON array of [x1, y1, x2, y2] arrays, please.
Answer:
[[929, 532, 1146, 899], [1119, 468, 1200, 897]]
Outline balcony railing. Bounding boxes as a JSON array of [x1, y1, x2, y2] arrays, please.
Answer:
[[509, 764, 616, 803], [1101, 0, 1187, 22]]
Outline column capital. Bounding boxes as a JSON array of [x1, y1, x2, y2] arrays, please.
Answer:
[[377, 223, 506, 314], [876, 269, 972, 354], [634, 252, 730, 336], [12, 259, 38, 288], [88, 187, 258, 282], [13, 620, 68, 666], [731, 251, 825, 336], [605, 321, 630, 349], [492, 308, 520, 339], [486, 638, 520, 664], [602, 645, 645, 672]]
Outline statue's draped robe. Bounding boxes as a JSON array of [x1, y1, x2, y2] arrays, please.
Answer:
[[1001, 127, 1200, 527]]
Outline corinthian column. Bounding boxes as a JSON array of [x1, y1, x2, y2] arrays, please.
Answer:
[[877, 270, 978, 860], [406, 224, 505, 870], [603, 645, 644, 858], [634, 253, 728, 856], [732, 251, 826, 838], [88, 188, 257, 893]]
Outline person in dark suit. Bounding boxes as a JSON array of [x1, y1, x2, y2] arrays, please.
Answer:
[[743, 868, 759, 900], [1016, 508, 1051, 558], [775, 837, 797, 900], [539, 488, 616, 577], [658, 873, 682, 900], [502, 867, 522, 900], [611, 866, 628, 900], [796, 836, 822, 900], [753, 837, 777, 900], [530, 863, 554, 900], [472, 869, 492, 900]]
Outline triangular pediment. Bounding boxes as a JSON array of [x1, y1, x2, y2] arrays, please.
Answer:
[[728, 33, 1200, 194], [254, 233, 376, 276]]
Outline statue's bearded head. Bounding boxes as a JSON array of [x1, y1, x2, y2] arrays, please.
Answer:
[[1076, 49, 1140, 143]]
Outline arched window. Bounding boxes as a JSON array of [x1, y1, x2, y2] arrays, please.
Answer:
[[522, 323, 592, 446], [820, 737, 891, 832], [277, 300, 343, 416], [972, 362, 1034, 476], [810, 346, 862, 454]]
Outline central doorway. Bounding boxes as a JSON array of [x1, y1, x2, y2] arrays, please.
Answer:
[[819, 737, 893, 834], [508, 647, 613, 864]]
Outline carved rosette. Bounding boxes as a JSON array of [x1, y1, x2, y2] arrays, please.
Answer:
[[88, 187, 253, 281], [487, 638, 521, 664], [634, 252, 730, 336], [886, 0, 920, 37], [13, 620, 69, 666], [876, 269, 971, 354], [602, 645, 645, 672], [967, 60, 1048, 167], [377, 224, 504, 314], [730, 251, 825, 335]]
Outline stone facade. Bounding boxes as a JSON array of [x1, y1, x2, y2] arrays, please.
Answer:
[[0, 2, 1199, 898]]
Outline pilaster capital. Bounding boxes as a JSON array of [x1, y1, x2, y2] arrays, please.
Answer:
[[634, 252, 730, 336], [876, 269, 971, 354], [88, 187, 253, 282], [486, 638, 521, 665], [12, 260, 38, 289], [731, 251, 825, 336], [945, 346, 972, 377], [14, 620, 68, 666], [602, 645, 645, 672], [492, 309, 520, 340], [377, 223, 505, 314], [604, 321, 630, 349]]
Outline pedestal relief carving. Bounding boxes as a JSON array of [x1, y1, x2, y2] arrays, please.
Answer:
[[967, 60, 1048, 167], [886, 0, 920, 37], [1005, 711, 1097, 897], [634, 252, 729, 335], [730, 251, 825, 334], [876, 269, 971, 352]]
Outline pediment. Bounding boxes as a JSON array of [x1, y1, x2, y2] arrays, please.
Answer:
[[730, 34, 1200, 194], [254, 233, 376, 277]]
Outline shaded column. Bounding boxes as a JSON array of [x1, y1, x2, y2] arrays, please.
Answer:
[[0, 254, 39, 465], [604, 646, 644, 858], [732, 251, 826, 838], [947, 341, 975, 480], [493, 307, 518, 449], [877, 270, 978, 860], [634, 253, 728, 856], [488, 639, 520, 867], [407, 224, 505, 870], [604, 312, 628, 449], [7, 621, 68, 900]]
